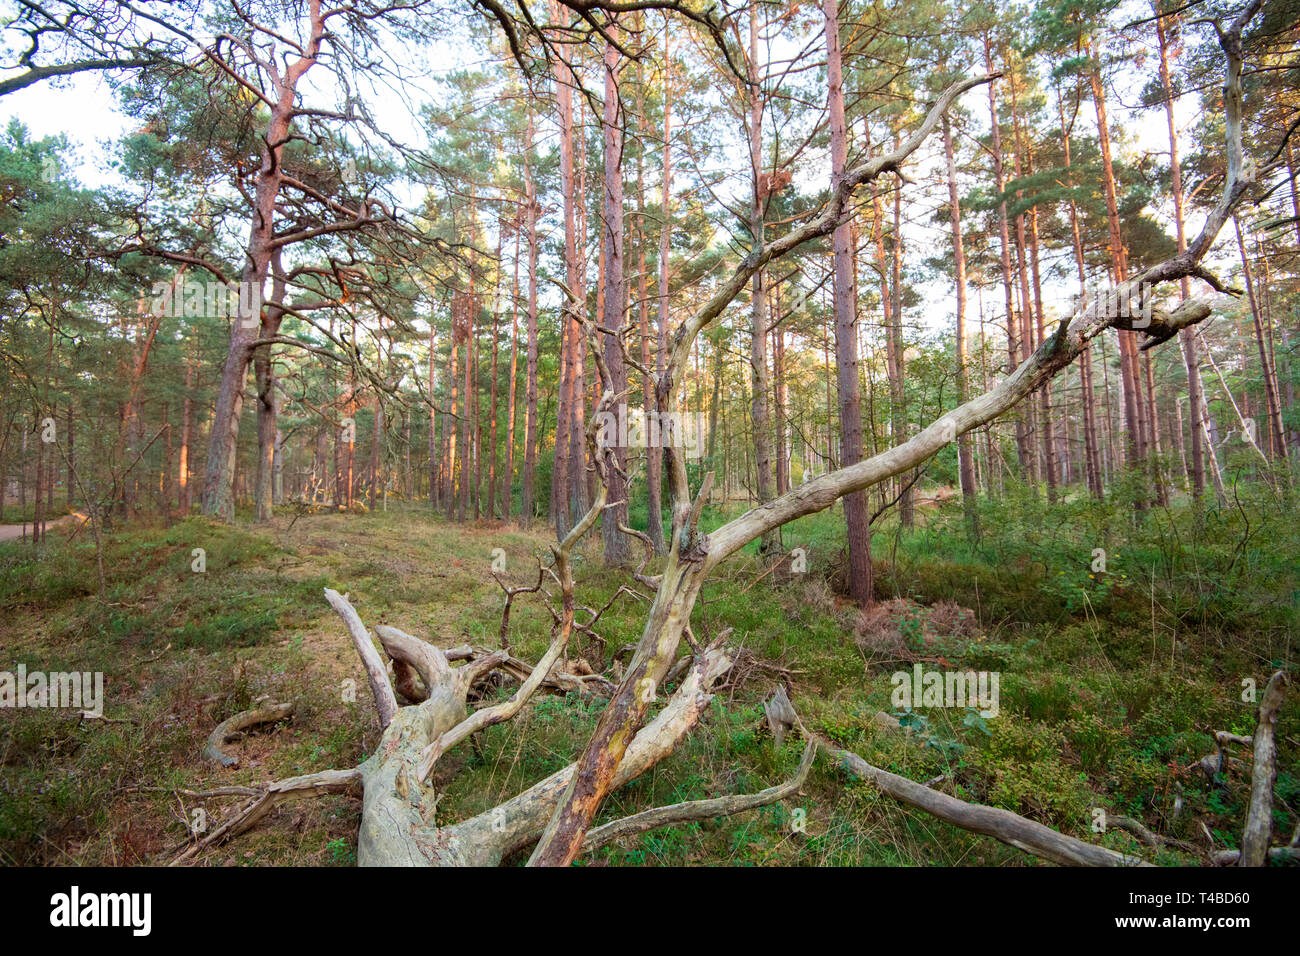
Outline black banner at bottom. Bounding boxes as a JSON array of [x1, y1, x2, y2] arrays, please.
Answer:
[[0, 864, 1288, 943]]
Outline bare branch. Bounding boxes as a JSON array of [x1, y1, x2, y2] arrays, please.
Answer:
[[580, 738, 816, 855], [816, 736, 1148, 867], [323, 588, 398, 729]]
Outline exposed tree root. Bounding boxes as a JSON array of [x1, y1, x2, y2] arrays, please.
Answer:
[[174, 588, 789, 866], [201, 701, 295, 768]]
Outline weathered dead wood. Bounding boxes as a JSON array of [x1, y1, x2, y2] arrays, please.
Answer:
[[201, 702, 295, 768], [662, 654, 693, 688], [324, 587, 397, 728], [816, 735, 1148, 866], [1239, 670, 1288, 866], [1217, 730, 1254, 748], [347, 640, 737, 865], [575, 584, 647, 661], [471, 646, 616, 696], [417, 611, 573, 781], [169, 767, 362, 865], [175, 590, 737, 866], [530, 1, 1265, 864], [579, 738, 817, 855], [373, 623, 450, 692], [1110, 816, 1158, 847], [440, 641, 737, 866], [493, 558, 548, 651], [1215, 818, 1300, 863], [1109, 816, 1195, 853], [763, 686, 797, 749], [1213, 846, 1300, 865], [1197, 728, 1253, 780]]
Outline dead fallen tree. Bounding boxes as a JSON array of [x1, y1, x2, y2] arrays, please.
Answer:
[[814, 734, 1148, 867], [524, 0, 1274, 866], [804, 671, 1289, 869], [172, 625, 813, 865], [172, 367, 820, 865], [169, 0, 1274, 867], [1191, 670, 1294, 865], [1237, 670, 1289, 866]]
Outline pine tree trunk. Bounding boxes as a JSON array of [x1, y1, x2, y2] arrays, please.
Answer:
[[1013, 94, 1056, 498], [633, 46, 659, 551], [254, 343, 277, 522], [825, 0, 871, 604], [1058, 88, 1104, 498], [1009, 76, 1042, 488], [522, 106, 540, 527], [345, 363, 356, 510], [504, 214, 519, 521], [748, 0, 779, 556], [33, 417, 44, 543], [943, 114, 980, 538], [1089, 58, 1146, 488], [1234, 215, 1285, 459], [489, 227, 502, 521], [461, 291, 473, 522], [434, 319, 444, 509], [986, 36, 1032, 484], [66, 404, 76, 510], [201, 60, 313, 522], [1156, 11, 1208, 498], [161, 403, 172, 515], [551, 8, 577, 538], [648, 28, 672, 554], [889, 148, 913, 528], [470, 258, 481, 521], [445, 313, 458, 521], [601, 30, 629, 567]]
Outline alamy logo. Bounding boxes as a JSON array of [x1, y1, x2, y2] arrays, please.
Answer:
[[595, 405, 705, 460], [890, 663, 1000, 718], [0, 666, 103, 718], [49, 886, 151, 936], [151, 279, 262, 327]]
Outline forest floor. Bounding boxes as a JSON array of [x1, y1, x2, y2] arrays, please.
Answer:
[[0, 486, 1296, 866]]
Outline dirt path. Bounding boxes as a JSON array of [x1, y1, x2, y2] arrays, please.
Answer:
[[0, 512, 86, 542]]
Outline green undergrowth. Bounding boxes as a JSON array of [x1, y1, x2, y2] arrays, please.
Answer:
[[1, 486, 1295, 866]]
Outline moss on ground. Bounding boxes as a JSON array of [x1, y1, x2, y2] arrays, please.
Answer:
[[1, 487, 1295, 866]]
